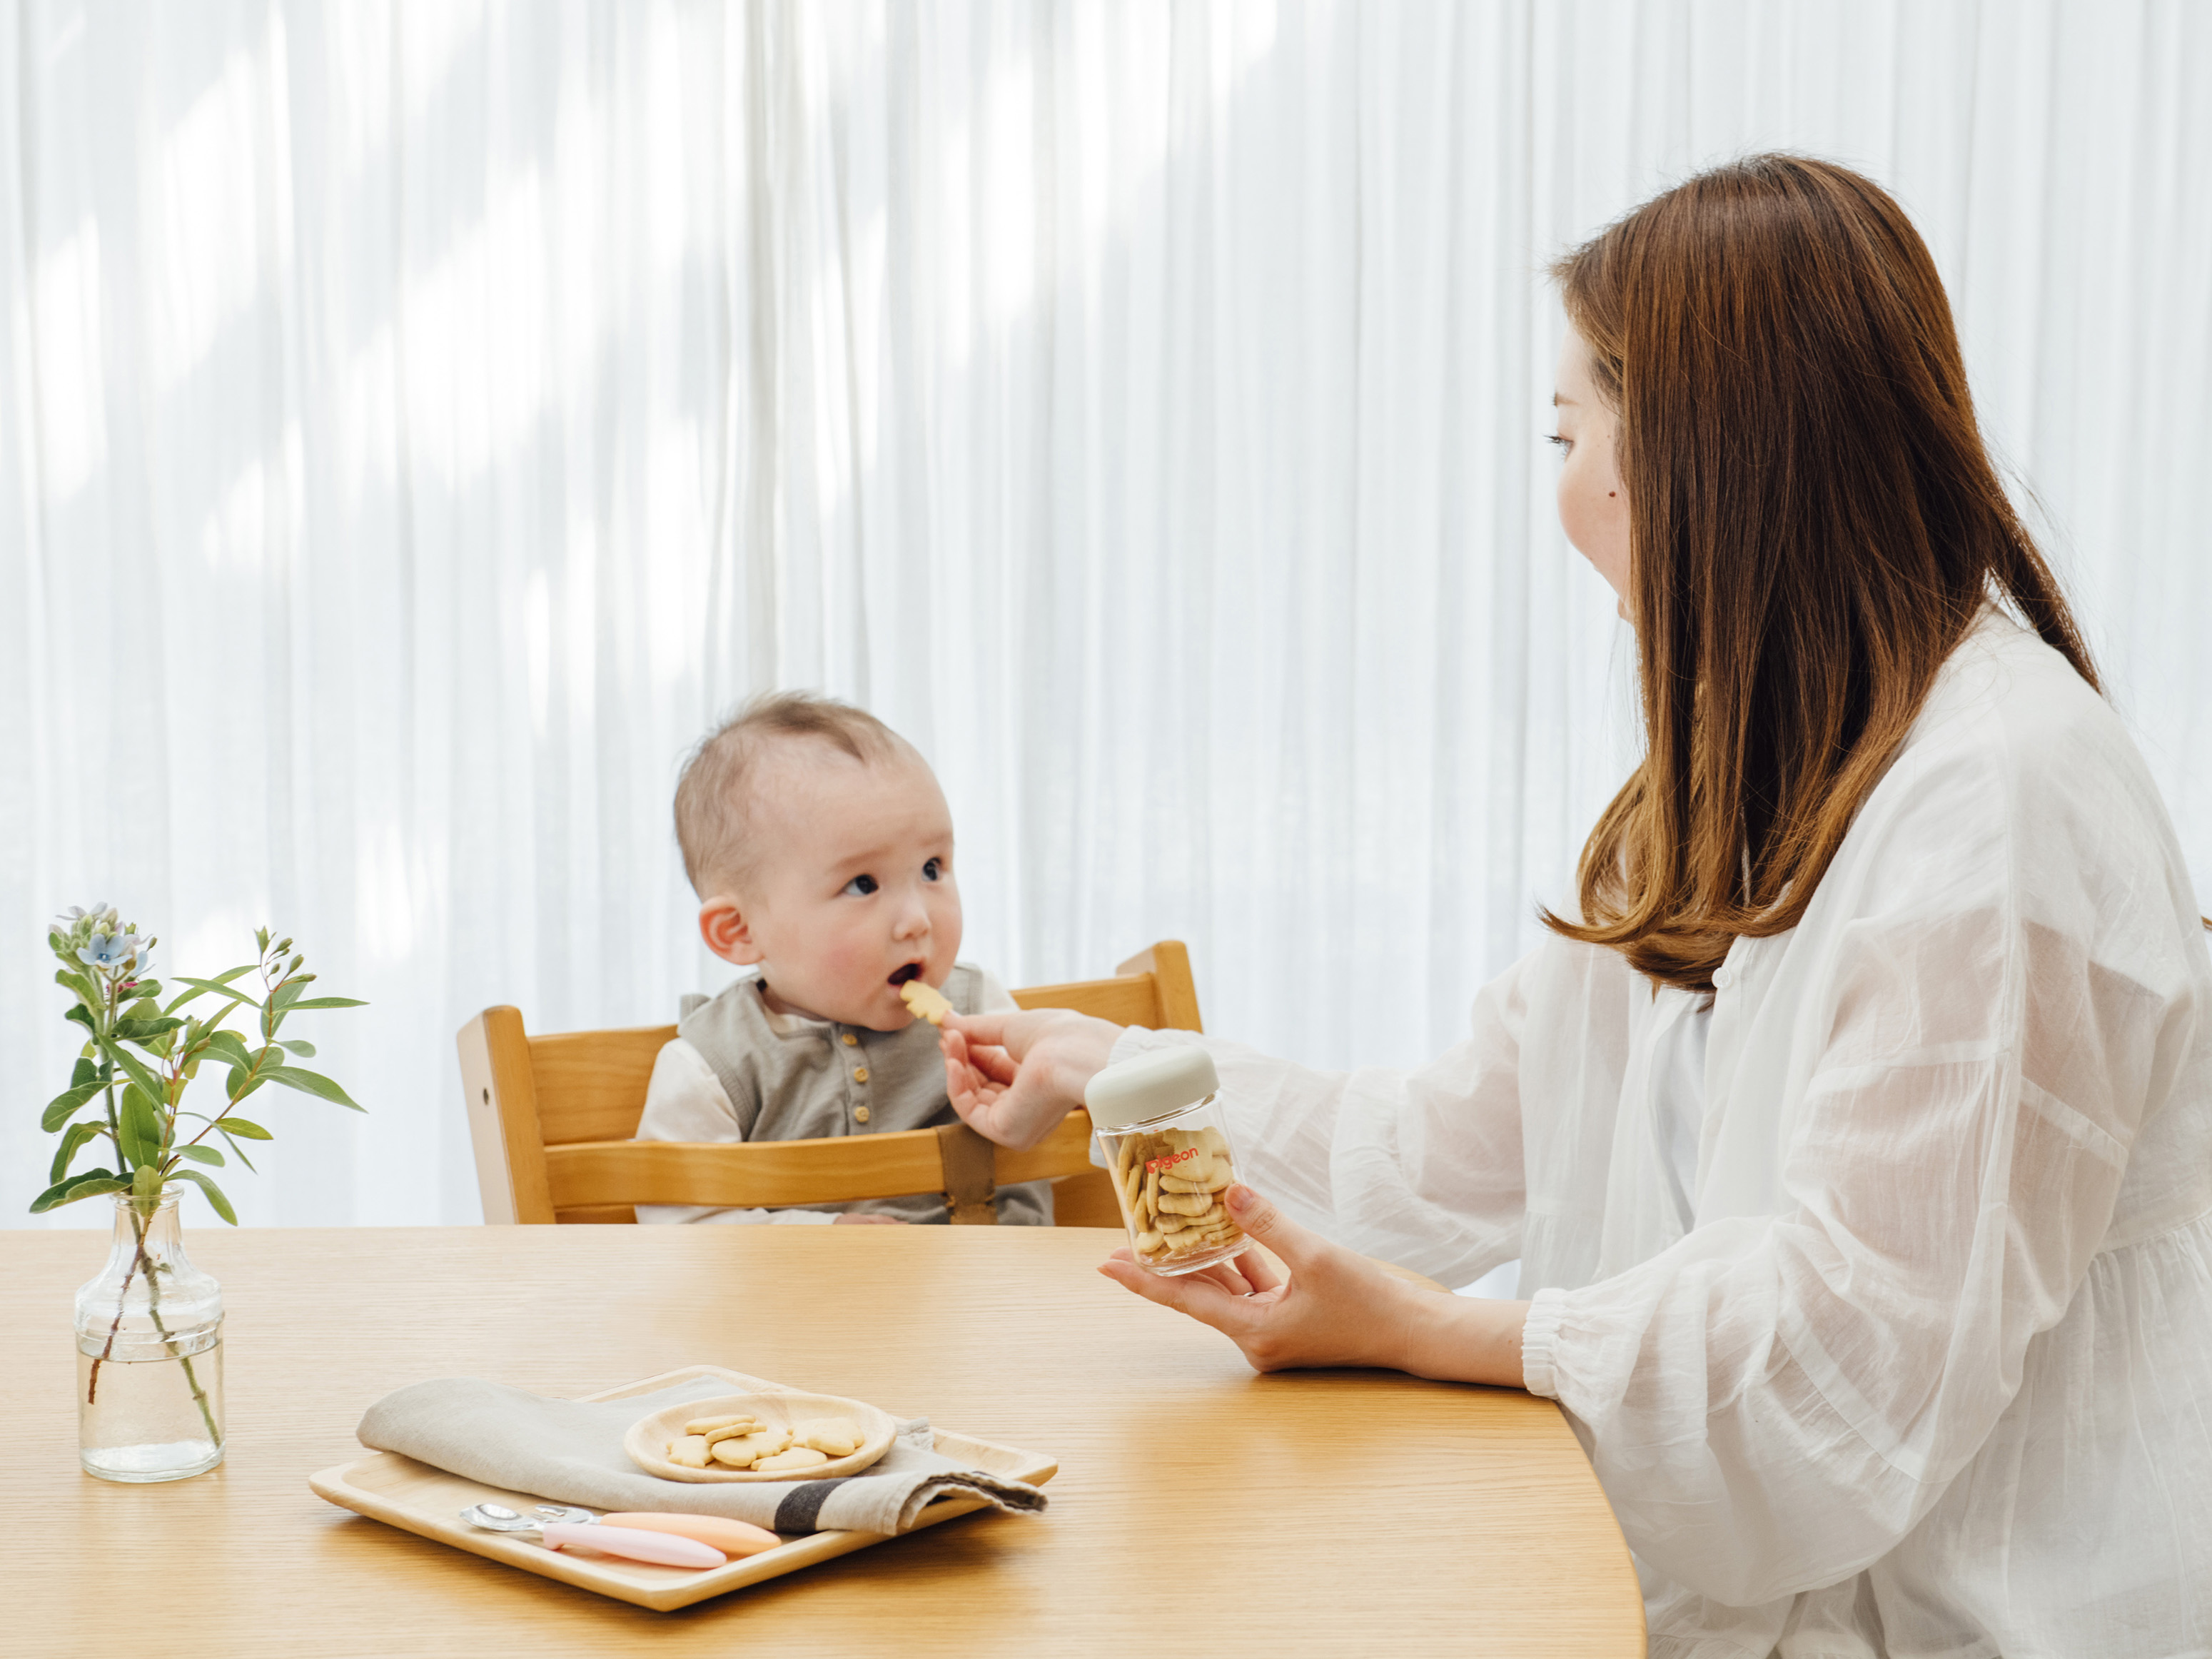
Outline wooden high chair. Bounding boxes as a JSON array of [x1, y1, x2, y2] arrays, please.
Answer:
[[458, 942, 1203, 1227]]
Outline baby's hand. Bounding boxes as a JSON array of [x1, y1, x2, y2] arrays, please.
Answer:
[[832, 1212, 906, 1226]]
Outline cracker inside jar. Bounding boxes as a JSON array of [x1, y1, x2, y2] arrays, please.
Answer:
[[1118, 1126, 1242, 1265]]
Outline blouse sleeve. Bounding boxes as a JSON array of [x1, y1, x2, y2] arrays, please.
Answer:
[[1111, 949, 1541, 1289], [1519, 725, 2200, 1607]]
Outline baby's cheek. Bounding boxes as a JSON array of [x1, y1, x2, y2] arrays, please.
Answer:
[[931, 888, 964, 960], [828, 932, 884, 982]]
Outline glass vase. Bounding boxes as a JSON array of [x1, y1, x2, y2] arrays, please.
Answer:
[[74, 1189, 225, 1482]]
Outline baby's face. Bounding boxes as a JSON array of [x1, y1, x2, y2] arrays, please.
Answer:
[[712, 745, 963, 1030]]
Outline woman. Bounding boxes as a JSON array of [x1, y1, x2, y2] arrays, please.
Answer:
[[940, 156, 2212, 1655]]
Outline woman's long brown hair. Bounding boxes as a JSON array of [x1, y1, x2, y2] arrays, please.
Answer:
[[1544, 155, 2102, 992]]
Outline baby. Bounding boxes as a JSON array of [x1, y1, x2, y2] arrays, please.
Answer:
[[636, 692, 1050, 1226]]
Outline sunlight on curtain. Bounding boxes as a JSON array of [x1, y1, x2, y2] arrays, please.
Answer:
[[4, 0, 2206, 1228]]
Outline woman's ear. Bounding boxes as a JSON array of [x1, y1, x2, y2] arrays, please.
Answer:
[[698, 896, 763, 965]]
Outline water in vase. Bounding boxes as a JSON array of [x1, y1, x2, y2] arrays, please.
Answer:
[[76, 1334, 225, 1481]]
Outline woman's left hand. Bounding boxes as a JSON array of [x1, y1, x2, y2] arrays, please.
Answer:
[[1100, 1184, 1532, 1388]]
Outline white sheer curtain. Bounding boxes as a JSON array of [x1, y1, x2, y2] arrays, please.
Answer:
[[5, 0, 2206, 1229]]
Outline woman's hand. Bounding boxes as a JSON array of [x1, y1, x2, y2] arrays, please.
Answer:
[[1101, 1184, 1532, 1388], [937, 1009, 1121, 1149]]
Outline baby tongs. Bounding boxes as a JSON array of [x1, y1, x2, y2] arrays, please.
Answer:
[[458, 1503, 781, 1570]]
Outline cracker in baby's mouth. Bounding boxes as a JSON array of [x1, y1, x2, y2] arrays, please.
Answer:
[[899, 979, 954, 1024]]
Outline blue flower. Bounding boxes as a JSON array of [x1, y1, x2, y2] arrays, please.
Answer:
[[79, 931, 137, 970]]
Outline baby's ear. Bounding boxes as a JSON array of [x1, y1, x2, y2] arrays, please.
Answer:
[[698, 897, 763, 965]]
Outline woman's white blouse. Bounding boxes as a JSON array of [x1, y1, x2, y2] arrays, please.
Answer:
[[1113, 612, 2212, 1656]]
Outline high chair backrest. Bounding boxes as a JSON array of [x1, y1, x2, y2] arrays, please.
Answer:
[[458, 942, 1203, 1226]]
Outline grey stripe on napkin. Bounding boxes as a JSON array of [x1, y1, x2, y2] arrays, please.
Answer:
[[355, 1375, 1047, 1536]]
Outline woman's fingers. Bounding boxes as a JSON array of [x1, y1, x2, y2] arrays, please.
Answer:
[[1181, 1259, 1260, 1296], [1098, 1255, 1271, 1339], [959, 1034, 1021, 1087], [1219, 1186, 1324, 1272], [939, 1032, 1002, 1112], [936, 1012, 1125, 1150], [1096, 1184, 1422, 1373], [939, 1009, 1010, 1046], [1224, 1242, 1286, 1296], [939, 1009, 1051, 1059]]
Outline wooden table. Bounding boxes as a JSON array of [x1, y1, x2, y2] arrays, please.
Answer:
[[3, 1225, 1645, 1656]]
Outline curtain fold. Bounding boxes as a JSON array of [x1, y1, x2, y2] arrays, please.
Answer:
[[5, 0, 2206, 1228]]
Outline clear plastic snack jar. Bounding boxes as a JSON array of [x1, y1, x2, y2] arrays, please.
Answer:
[[1085, 1047, 1246, 1276]]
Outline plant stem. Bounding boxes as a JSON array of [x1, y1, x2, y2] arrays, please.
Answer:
[[99, 972, 121, 1186], [87, 1200, 221, 1450], [84, 1229, 137, 1404], [86, 974, 124, 1403]]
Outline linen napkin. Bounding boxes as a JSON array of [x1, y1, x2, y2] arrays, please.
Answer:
[[356, 1374, 1048, 1536]]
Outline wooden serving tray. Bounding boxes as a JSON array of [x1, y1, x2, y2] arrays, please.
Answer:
[[308, 1363, 1059, 1612]]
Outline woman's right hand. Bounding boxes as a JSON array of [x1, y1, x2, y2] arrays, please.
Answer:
[[937, 1009, 1121, 1149]]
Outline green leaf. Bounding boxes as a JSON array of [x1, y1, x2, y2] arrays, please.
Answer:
[[216, 1130, 258, 1174], [213, 1116, 273, 1139], [41, 1081, 106, 1132], [173, 1144, 224, 1167], [118, 1084, 164, 1168], [168, 974, 263, 1013], [266, 1066, 365, 1111], [199, 1029, 255, 1069], [286, 997, 367, 1011], [64, 1004, 94, 1032], [100, 1039, 166, 1103], [29, 1169, 126, 1213], [54, 967, 96, 1001], [113, 1015, 185, 1042], [278, 1038, 317, 1058], [126, 977, 164, 1002], [132, 1163, 164, 1197], [49, 1120, 103, 1184], [71, 1056, 97, 1089], [226, 1068, 264, 1105], [271, 978, 309, 1012], [171, 1169, 238, 1224], [165, 964, 256, 1014]]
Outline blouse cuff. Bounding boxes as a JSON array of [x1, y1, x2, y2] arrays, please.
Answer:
[[1519, 1286, 1570, 1398]]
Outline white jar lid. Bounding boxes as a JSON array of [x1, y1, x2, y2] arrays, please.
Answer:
[[1084, 1045, 1220, 1130]]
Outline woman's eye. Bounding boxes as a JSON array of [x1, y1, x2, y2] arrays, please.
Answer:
[[922, 857, 943, 882], [1546, 433, 1571, 453], [842, 874, 879, 897]]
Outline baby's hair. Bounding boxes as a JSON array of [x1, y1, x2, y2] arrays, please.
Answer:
[[674, 692, 916, 896]]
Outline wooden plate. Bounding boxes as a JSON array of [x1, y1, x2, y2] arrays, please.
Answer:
[[624, 1388, 897, 1482], [308, 1364, 1058, 1613]]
